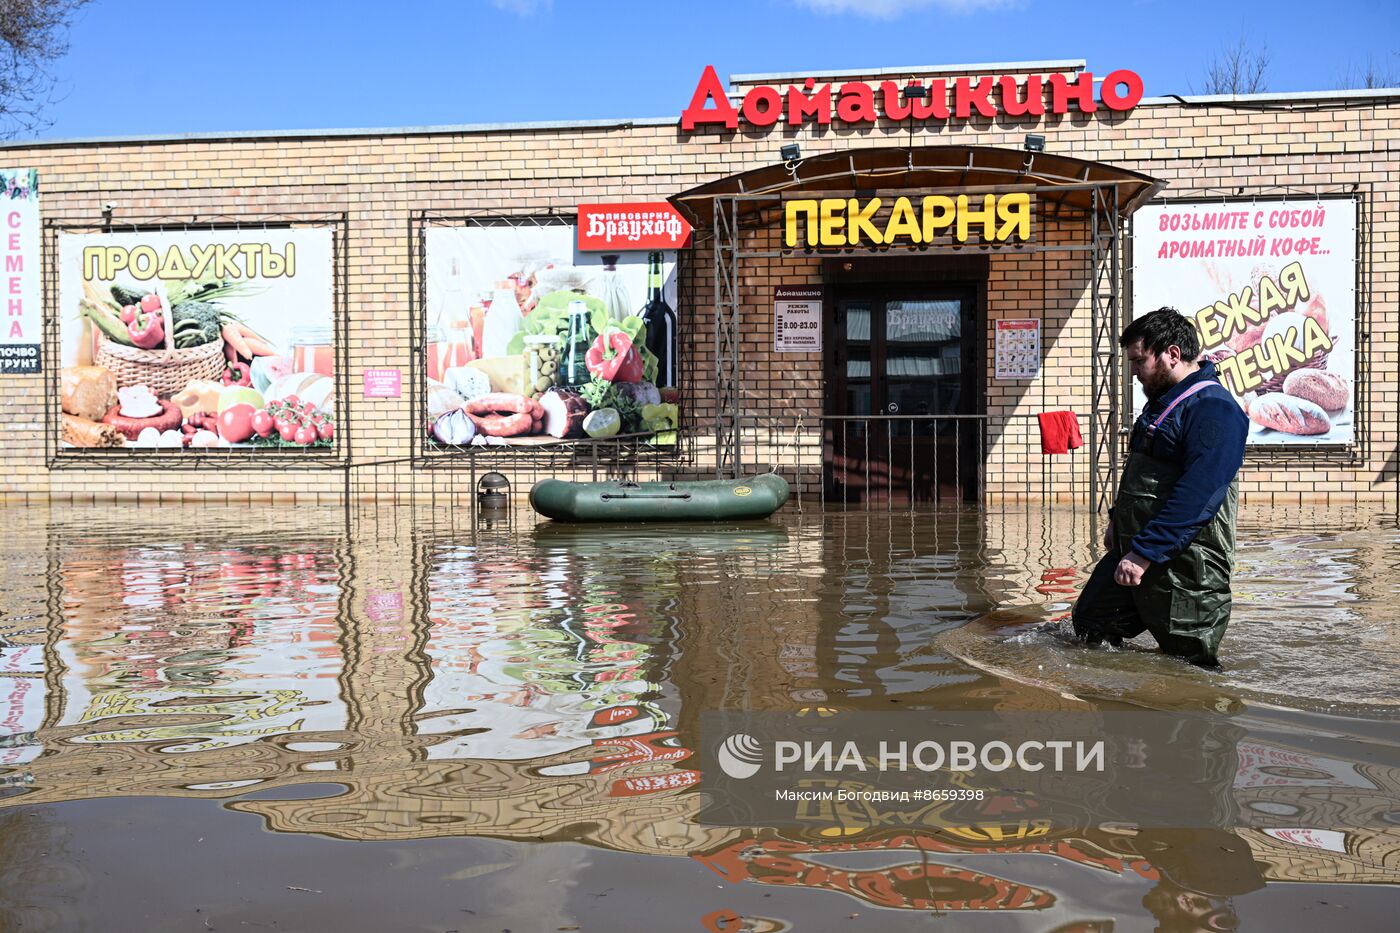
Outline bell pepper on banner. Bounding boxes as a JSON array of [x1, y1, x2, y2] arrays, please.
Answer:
[[222, 360, 253, 387], [127, 310, 164, 349], [586, 325, 645, 383]]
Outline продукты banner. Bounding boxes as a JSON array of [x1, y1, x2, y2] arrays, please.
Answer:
[[57, 228, 335, 452]]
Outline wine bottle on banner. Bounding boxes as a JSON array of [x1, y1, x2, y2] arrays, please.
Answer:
[[641, 251, 676, 389]]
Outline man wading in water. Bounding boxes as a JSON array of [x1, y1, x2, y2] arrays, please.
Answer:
[[1073, 307, 1249, 667]]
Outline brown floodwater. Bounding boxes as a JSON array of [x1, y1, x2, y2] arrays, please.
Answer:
[[1, 502, 1397, 932]]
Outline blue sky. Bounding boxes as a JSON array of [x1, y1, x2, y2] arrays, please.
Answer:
[[28, 0, 1400, 140]]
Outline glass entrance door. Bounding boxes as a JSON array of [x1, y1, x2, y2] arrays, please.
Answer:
[[827, 288, 980, 503]]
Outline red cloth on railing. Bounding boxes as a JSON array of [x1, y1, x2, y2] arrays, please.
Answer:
[[1037, 411, 1083, 455]]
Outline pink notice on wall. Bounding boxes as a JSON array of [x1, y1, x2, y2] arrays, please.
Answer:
[[363, 368, 402, 398]]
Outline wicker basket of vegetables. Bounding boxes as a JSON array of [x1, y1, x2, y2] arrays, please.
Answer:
[[79, 278, 253, 398], [93, 336, 225, 398]]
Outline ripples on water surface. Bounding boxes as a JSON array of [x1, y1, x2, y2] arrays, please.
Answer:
[[0, 504, 1396, 931]]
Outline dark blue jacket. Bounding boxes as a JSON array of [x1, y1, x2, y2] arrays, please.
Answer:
[[1124, 361, 1248, 564]]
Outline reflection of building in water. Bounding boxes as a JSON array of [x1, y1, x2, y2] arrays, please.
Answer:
[[1233, 738, 1400, 883], [3, 508, 1399, 913], [807, 513, 993, 701], [979, 506, 1096, 610], [697, 832, 1153, 912], [0, 647, 44, 769], [53, 544, 347, 754], [301, 516, 720, 848], [667, 522, 823, 713], [228, 754, 733, 857], [1242, 827, 1400, 884], [0, 543, 51, 771], [1, 517, 354, 804], [0, 806, 82, 931], [672, 515, 993, 718], [418, 539, 674, 762]]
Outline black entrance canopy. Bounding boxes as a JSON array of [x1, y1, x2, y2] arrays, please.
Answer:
[[668, 144, 1163, 228], [666, 144, 1166, 522]]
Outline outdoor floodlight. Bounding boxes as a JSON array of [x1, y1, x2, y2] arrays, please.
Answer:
[[780, 143, 802, 162], [478, 472, 511, 510], [1024, 134, 1046, 152]]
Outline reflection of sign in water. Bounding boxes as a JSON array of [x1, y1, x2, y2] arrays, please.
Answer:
[[365, 589, 405, 623], [0, 643, 43, 675], [1, 673, 44, 765], [54, 571, 347, 754], [1263, 828, 1348, 853], [1235, 742, 1376, 789], [610, 769, 701, 798], [66, 686, 335, 752]]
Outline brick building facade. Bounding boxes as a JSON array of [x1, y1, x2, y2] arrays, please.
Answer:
[[2, 60, 1396, 506]]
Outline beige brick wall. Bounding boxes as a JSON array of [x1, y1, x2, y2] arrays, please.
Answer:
[[1, 70, 1395, 506]]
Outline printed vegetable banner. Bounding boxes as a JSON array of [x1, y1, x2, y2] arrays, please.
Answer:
[[56, 229, 336, 451], [1133, 198, 1356, 445], [424, 224, 679, 447]]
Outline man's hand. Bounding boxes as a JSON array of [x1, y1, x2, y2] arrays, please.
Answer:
[[1114, 551, 1150, 587]]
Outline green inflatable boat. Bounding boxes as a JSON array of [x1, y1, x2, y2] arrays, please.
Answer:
[[529, 474, 790, 523]]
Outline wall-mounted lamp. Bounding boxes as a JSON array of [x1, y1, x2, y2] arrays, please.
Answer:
[[901, 83, 931, 101], [1024, 134, 1046, 153], [779, 143, 802, 162]]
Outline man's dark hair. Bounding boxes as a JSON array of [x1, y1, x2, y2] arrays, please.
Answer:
[[1120, 306, 1200, 360]]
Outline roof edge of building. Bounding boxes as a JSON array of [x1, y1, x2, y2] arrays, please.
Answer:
[[0, 116, 680, 151], [3, 86, 1398, 151], [728, 59, 1088, 83], [1143, 87, 1400, 105]]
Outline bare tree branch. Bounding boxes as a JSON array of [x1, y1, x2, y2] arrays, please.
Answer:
[[0, 0, 91, 139], [1336, 52, 1400, 90], [1194, 37, 1270, 96]]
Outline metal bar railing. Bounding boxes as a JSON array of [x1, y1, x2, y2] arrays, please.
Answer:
[[742, 411, 1089, 514]]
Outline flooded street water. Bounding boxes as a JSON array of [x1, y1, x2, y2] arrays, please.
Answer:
[[1, 503, 1397, 931]]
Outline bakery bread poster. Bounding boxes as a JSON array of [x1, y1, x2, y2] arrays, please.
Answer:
[[56, 229, 336, 451], [1133, 198, 1356, 445], [423, 224, 679, 448]]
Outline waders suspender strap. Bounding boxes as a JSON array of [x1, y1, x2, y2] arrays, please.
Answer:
[[1147, 381, 1219, 436]]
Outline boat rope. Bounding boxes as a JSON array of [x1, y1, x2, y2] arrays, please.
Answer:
[[769, 413, 803, 476]]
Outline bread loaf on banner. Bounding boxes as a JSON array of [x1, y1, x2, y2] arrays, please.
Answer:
[[1283, 369, 1348, 413], [1248, 392, 1331, 436]]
